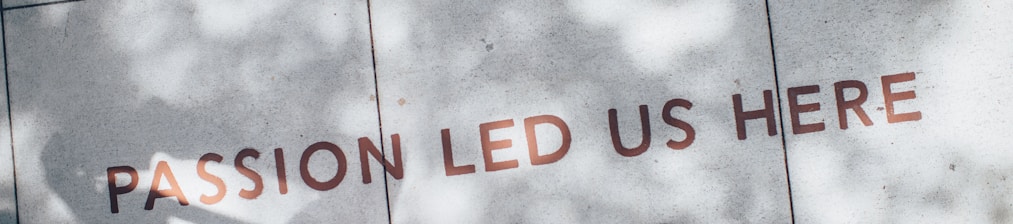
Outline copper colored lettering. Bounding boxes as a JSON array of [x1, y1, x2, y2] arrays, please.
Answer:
[[145, 161, 190, 210], [481, 119, 518, 172], [359, 135, 404, 184], [834, 80, 873, 129], [608, 105, 651, 157], [107, 166, 138, 213], [733, 90, 777, 140], [787, 85, 825, 134], [441, 129, 476, 176], [662, 99, 695, 150], [274, 148, 288, 195], [300, 142, 347, 191], [197, 153, 226, 205], [235, 148, 264, 199], [524, 115, 571, 165], [882, 72, 922, 123]]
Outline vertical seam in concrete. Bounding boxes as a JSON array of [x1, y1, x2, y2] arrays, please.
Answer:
[[0, 1, 19, 223], [364, 0, 393, 223], [763, 0, 795, 223]]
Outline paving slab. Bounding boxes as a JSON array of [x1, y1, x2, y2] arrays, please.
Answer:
[[4, 0, 385, 223], [3, 0, 54, 10], [370, 0, 791, 223], [0, 32, 15, 224], [769, 1, 1013, 223]]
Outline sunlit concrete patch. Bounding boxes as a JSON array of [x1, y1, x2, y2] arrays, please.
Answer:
[[371, 0, 790, 223], [769, 0, 1013, 223], [4, 0, 385, 223], [569, 0, 735, 73]]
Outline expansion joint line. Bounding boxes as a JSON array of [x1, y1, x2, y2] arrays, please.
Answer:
[[3, 0, 83, 11], [0, 0, 20, 223], [364, 0, 393, 223], [763, 0, 797, 223]]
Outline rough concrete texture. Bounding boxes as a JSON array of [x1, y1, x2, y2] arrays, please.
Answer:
[[2, 0, 51, 10], [769, 0, 1013, 223], [370, 0, 791, 223], [4, 0, 386, 223], [1, 0, 1009, 223], [0, 35, 14, 224]]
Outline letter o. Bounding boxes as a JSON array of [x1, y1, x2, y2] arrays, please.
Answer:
[[300, 142, 347, 191]]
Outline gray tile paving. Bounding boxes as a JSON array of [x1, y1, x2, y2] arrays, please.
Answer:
[[2, 0, 76, 10], [3, 0, 43, 9], [370, 0, 791, 223], [0, 23, 15, 223], [4, 0, 386, 223], [770, 1, 1013, 223], [5, 0, 1007, 223]]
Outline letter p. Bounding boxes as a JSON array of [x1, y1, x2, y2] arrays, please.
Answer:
[[107, 166, 138, 213]]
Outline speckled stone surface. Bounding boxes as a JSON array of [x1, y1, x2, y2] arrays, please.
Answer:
[[2, 0, 55, 10], [4, 1, 387, 223], [370, 0, 791, 223], [6, 0, 1005, 223], [769, 1, 1013, 223], [0, 37, 15, 224]]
